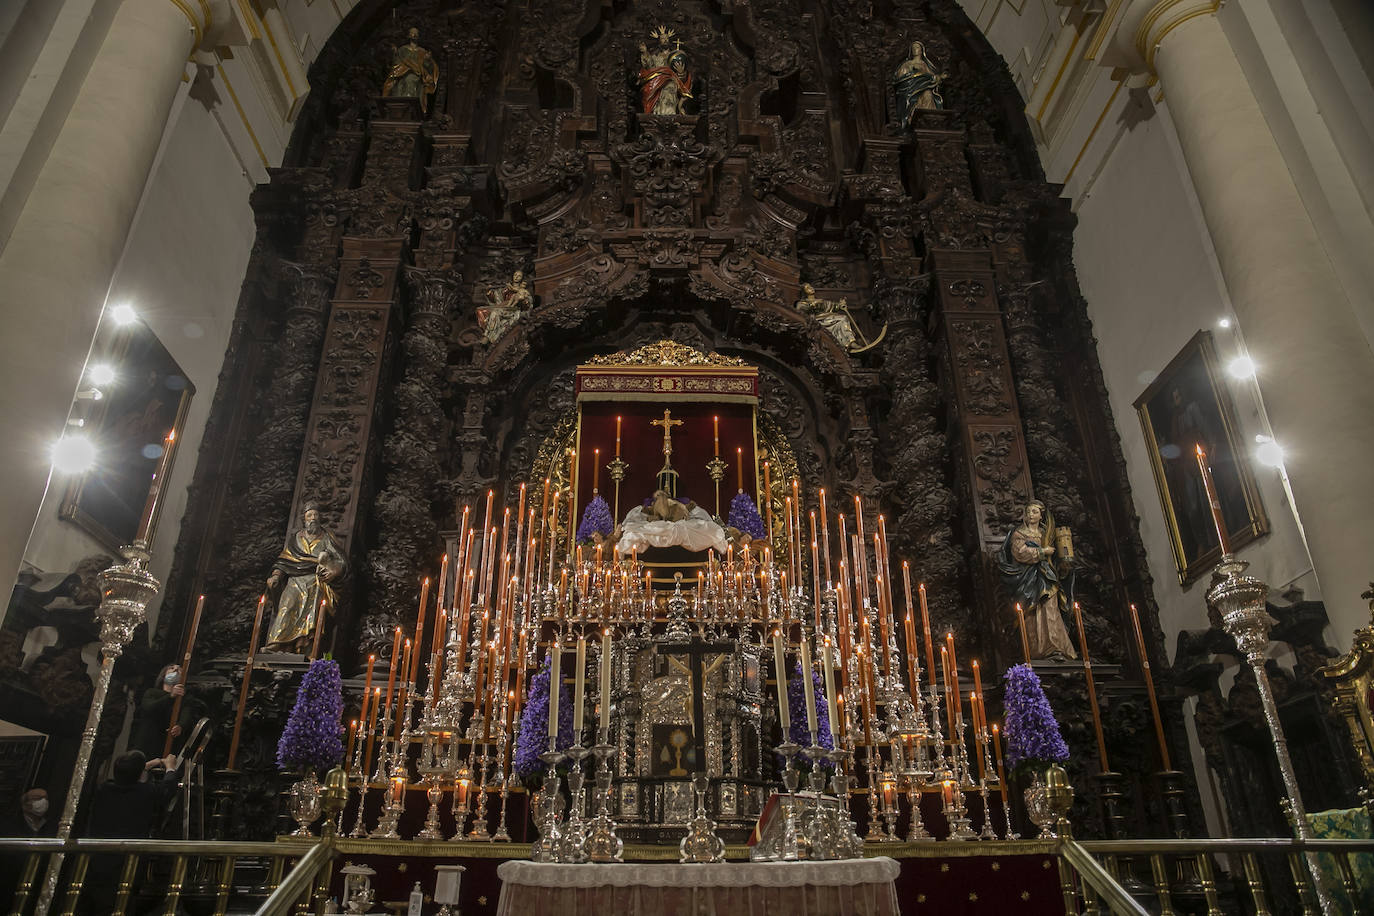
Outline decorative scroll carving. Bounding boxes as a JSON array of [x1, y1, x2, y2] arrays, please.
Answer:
[[153, 0, 1189, 840]]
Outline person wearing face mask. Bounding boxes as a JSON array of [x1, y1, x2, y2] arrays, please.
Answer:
[[0, 786, 54, 904], [1, 787, 53, 837], [129, 663, 203, 759]]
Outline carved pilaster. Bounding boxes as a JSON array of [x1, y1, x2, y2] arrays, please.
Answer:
[[290, 239, 404, 636], [362, 267, 462, 649], [876, 275, 966, 639]]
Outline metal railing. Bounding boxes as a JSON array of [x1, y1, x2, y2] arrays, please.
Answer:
[[8, 832, 1374, 915], [1057, 837, 1374, 915], [0, 838, 332, 916]]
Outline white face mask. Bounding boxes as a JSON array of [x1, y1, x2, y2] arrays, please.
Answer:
[[164, 670, 180, 685], [24, 798, 48, 817]]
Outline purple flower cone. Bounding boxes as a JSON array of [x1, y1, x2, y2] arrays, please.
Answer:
[[276, 658, 344, 773], [1002, 663, 1069, 773], [576, 493, 614, 543], [776, 659, 835, 772], [514, 660, 575, 784], [728, 490, 767, 541]]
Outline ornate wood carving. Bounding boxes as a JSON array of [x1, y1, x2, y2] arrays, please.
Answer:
[[152, 0, 1210, 838]]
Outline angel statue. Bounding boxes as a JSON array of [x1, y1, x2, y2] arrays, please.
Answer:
[[638, 25, 694, 115], [995, 500, 1078, 660], [383, 28, 440, 113], [478, 270, 534, 344], [264, 502, 347, 655], [794, 283, 859, 349], [892, 40, 946, 127]]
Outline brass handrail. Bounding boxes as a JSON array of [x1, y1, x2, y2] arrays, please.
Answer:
[[1079, 838, 1374, 854], [1059, 839, 1150, 916], [0, 838, 291, 855], [253, 839, 334, 916]]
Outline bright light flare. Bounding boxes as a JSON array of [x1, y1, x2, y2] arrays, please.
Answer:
[[51, 435, 97, 474]]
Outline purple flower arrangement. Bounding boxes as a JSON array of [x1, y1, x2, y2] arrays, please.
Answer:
[[276, 658, 344, 773], [728, 490, 767, 541], [513, 659, 575, 785], [576, 493, 614, 543], [776, 659, 835, 772], [1002, 663, 1069, 774]]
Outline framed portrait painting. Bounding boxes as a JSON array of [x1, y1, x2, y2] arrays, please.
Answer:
[[1134, 330, 1267, 585], [60, 322, 194, 552]]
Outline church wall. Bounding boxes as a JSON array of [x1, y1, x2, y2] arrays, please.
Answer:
[[21, 96, 258, 636], [957, 0, 1374, 648]]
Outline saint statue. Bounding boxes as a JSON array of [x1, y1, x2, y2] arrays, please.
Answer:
[[892, 40, 946, 127], [795, 283, 859, 350], [264, 502, 347, 654], [478, 270, 533, 344], [995, 500, 1078, 660], [638, 26, 694, 116], [382, 28, 440, 113]]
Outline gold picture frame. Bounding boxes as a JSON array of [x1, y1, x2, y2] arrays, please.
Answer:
[[1319, 595, 1374, 788], [59, 323, 194, 552], [1134, 330, 1267, 585]]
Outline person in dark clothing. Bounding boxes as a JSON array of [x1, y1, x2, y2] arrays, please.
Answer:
[[0, 787, 55, 905], [86, 751, 179, 839], [81, 751, 180, 913], [129, 664, 202, 759], [0, 787, 54, 837]]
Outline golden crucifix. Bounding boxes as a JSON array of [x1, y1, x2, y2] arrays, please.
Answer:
[[651, 409, 684, 461]]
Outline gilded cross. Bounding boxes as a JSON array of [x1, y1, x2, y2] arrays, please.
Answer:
[[650, 409, 684, 460]]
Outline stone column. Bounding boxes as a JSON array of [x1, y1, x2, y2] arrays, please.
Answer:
[[0, 0, 204, 589], [1120, 3, 1374, 638]]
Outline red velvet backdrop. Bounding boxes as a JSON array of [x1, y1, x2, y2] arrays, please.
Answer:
[[575, 401, 757, 525]]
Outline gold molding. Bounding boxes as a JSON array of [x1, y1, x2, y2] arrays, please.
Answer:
[[217, 63, 271, 169], [1135, 0, 1221, 73], [582, 340, 750, 369], [168, 0, 213, 50], [1061, 79, 1125, 187], [1033, 26, 1085, 122]]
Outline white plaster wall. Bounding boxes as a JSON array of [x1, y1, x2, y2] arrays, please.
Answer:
[[21, 93, 256, 637], [1072, 101, 1320, 650]]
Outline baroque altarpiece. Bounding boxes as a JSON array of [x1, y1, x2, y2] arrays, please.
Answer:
[[142, 0, 1237, 839]]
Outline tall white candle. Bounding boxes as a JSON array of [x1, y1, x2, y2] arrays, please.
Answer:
[[821, 636, 838, 744], [548, 641, 561, 752], [599, 628, 613, 734], [573, 634, 586, 737], [772, 630, 791, 733], [800, 636, 818, 741]]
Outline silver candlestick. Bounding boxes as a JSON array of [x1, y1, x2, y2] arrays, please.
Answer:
[[777, 741, 802, 861], [35, 543, 158, 916], [904, 774, 932, 841], [531, 750, 566, 862], [1207, 553, 1335, 914], [827, 748, 865, 858], [586, 741, 624, 862], [679, 772, 726, 863], [803, 744, 836, 859], [468, 749, 492, 841], [416, 774, 445, 840], [560, 746, 590, 862]]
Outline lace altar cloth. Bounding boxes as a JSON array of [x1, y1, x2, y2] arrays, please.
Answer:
[[615, 504, 729, 556], [496, 858, 901, 916]]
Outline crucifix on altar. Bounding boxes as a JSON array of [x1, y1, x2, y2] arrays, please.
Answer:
[[568, 341, 766, 588], [650, 408, 684, 497]]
